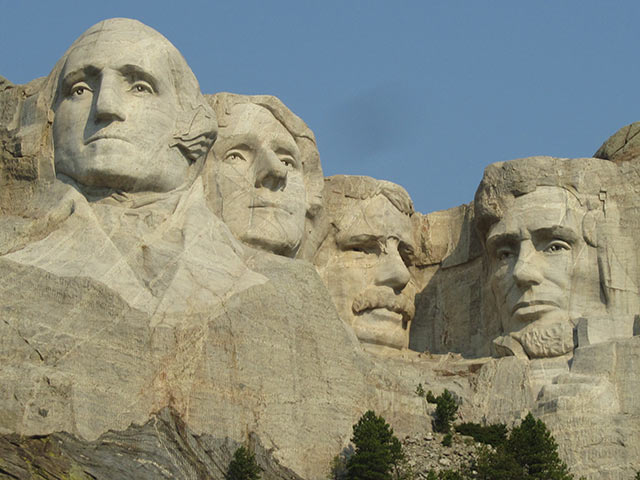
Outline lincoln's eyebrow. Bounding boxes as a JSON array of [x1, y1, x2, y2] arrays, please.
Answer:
[[118, 64, 160, 92], [533, 225, 580, 243], [486, 232, 520, 252]]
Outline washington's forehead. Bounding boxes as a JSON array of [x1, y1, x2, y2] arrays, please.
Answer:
[[62, 39, 173, 82], [75, 19, 169, 46]]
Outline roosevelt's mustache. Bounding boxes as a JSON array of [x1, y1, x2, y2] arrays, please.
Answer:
[[352, 287, 416, 324]]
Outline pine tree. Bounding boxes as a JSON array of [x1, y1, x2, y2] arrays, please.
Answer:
[[476, 413, 574, 480], [505, 413, 573, 480], [433, 389, 458, 433], [226, 445, 262, 480], [346, 410, 405, 480]]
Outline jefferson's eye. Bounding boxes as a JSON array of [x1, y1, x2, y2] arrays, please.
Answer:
[[544, 240, 571, 254], [279, 155, 296, 169], [131, 81, 154, 94], [225, 151, 246, 162]]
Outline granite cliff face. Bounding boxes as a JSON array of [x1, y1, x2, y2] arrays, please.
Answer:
[[1, 18, 640, 480]]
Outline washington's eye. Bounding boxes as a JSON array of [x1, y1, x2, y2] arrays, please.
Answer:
[[70, 83, 91, 97], [131, 81, 154, 94], [544, 240, 571, 254]]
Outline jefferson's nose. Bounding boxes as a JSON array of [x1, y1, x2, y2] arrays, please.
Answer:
[[254, 149, 287, 191], [374, 239, 410, 292], [94, 75, 126, 122], [512, 242, 543, 288]]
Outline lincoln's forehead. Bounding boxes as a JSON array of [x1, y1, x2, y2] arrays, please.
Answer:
[[488, 187, 584, 239]]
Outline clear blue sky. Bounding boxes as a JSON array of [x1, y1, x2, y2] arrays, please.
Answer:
[[1, 1, 637, 213]]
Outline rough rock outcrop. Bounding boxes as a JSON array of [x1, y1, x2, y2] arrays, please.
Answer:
[[1, 16, 640, 480]]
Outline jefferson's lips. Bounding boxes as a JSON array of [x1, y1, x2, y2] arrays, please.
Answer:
[[511, 300, 559, 315], [249, 201, 291, 214]]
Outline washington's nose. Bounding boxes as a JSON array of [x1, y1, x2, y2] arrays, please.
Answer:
[[374, 240, 410, 292], [94, 77, 126, 122], [512, 243, 543, 288], [254, 149, 287, 191]]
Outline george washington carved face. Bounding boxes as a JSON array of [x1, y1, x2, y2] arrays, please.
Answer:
[[52, 19, 210, 193]]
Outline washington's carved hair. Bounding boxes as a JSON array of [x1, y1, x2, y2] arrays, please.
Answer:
[[41, 18, 217, 172]]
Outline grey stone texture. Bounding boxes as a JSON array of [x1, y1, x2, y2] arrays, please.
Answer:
[[1, 17, 640, 480]]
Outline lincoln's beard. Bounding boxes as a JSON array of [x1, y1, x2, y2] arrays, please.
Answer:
[[510, 319, 576, 358]]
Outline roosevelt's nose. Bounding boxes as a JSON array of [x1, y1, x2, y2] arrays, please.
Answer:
[[254, 149, 287, 191], [374, 239, 410, 292], [512, 242, 543, 288], [93, 75, 126, 123]]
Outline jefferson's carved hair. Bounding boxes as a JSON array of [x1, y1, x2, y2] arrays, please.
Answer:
[[207, 92, 324, 219]]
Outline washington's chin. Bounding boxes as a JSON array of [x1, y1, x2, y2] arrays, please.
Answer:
[[229, 212, 304, 257], [55, 151, 187, 192], [352, 308, 409, 350]]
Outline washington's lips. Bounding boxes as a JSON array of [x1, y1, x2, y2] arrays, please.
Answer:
[[85, 134, 132, 145], [511, 300, 559, 315]]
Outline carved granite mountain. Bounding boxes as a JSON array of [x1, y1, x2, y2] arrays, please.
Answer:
[[1, 17, 640, 480]]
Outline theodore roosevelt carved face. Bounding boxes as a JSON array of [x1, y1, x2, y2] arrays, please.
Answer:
[[51, 18, 214, 193], [315, 176, 416, 354]]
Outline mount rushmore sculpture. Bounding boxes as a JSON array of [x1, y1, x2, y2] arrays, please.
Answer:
[[1, 18, 639, 480]]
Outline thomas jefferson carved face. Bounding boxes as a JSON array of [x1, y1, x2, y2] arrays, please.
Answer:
[[212, 103, 307, 257], [53, 23, 188, 192], [486, 187, 598, 358], [318, 193, 416, 352]]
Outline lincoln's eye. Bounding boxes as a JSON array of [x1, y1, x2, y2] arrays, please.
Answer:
[[544, 240, 571, 254]]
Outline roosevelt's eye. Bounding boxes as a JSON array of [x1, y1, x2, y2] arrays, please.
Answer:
[[131, 81, 154, 95], [544, 240, 571, 254], [70, 82, 92, 97], [399, 244, 415, 266], [347, 242, 381, 256]]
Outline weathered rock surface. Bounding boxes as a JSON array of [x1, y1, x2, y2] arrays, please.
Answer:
[[0, 407, 303, 480], [2, 17, 640, 480]]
